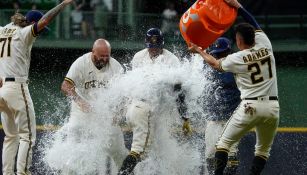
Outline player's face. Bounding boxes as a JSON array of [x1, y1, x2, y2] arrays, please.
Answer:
[[148, 48, 163, 58], [92, 47, 110, 70]]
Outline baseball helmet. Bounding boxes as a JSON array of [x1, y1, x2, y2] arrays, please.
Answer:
[[145, 28, 164, 48], [207, 37, 231, 55]]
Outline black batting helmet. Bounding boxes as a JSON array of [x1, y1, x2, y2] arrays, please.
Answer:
[[145, 28, 164, 48], [207, 37, 232, 58]]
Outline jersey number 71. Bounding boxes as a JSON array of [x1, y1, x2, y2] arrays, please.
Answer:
[[0, 37, 12, 58]]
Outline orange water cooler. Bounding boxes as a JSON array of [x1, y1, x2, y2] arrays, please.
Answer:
[[179, 0, 237, 49]]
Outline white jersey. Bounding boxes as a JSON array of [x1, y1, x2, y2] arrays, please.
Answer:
[[0, 23, 36, 79], [221, 31, 278, 99], [65, 52, 123, 111], [131, 48, 180, 69]]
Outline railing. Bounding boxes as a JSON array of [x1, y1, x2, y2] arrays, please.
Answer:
[[1, 9, 307, 48]]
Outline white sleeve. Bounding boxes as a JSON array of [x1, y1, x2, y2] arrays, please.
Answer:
[[255, 31, 272, 51], [19, 25, 36, 45], [131, 54, 138, 69], [111, 57, 124, 74], [170, 54, 180, 66], [165, 49, 180, 66], [131, 53, 143, 69], [220, 53, 241, 73], [65, 58, 84, 88]]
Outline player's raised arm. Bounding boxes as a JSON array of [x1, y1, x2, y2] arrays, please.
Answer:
[[189, 43, 222, 71], [224, 0, 261, 30], [36, 0, 74, 32]]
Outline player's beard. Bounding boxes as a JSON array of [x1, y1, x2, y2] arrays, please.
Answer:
[[95, 61, 108, 70], [149, 48, 163, 59]]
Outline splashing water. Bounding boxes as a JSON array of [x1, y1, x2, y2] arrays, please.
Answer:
[[41, 55, 213, 175]]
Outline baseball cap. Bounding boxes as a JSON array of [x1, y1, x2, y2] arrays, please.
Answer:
[[208, 37, 231, 55], [25, 10, 50, 33], [26, 10, 43, 23]]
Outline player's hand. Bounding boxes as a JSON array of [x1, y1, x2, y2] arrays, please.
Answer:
[[188, 43, 203, 54], [224, 0, 241, 9], [75, 97, 93, 113], [182, 118, 192, 136]]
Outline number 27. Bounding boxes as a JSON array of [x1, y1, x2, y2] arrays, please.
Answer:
[[248, 57, 273, 84]]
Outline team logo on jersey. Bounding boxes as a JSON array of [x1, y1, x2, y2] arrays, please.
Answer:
[[84, 80, 107, 89]]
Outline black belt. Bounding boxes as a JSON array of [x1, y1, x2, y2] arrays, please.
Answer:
[[244, 96, 278, 101], [5, 77, 15, 82]]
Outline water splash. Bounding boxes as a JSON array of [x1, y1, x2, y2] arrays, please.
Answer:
[[39, 55, 212, 175]]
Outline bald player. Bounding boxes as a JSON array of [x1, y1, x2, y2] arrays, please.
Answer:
[[61, 39, 123, 112], [61, 39, 127, 173], [190, 0, 280, 174], [0, 1, 74, 174]]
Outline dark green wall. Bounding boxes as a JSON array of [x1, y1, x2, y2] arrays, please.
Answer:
[[277, 67, 307, 126]]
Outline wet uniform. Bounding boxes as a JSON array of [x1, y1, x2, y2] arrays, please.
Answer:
[[0, 23, 38, 175]]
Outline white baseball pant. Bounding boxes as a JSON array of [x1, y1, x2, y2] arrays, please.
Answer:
[[0, 81, 36, 175], [205, 120, 239, 159], [216, 98, 279, 158], [126, 99, 151, 154]]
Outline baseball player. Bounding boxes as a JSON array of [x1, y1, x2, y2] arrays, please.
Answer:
[[118, 28, 191, 175], [189, 0, 280, 174], [203, 37, 241, 175], [0, 1, 73, 174], [61, 38, 127, 173]]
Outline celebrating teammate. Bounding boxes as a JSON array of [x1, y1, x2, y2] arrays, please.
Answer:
[[60, 38, 127, 173], [118, 28, 192, 175], [203, 37, 241, 175], [189, 0, 280, 174], [0, 1, 73, 174]]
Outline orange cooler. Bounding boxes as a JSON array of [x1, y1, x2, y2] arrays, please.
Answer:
[[180, 0, 237, 49]]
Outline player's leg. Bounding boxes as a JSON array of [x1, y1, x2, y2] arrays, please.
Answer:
[[205, 120, 225, 175], [251, 102, 279, 175], [206, 121, 240, 175], [1, 84, 22, 174], [13, 84, 36, 175], [224, 141, 239, 175], [118, 99, 151, 175], [215, 103, 255, 175], [107, 126, 129, 170], [1, 110, 19, 175]]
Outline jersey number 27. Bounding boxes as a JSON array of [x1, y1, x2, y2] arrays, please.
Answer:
[[248, 56, 273, 84], [0, 37, 12, 58]]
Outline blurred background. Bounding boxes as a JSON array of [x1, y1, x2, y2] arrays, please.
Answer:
[[0, 0, 307, 174], [1, 0, 306, 127]]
